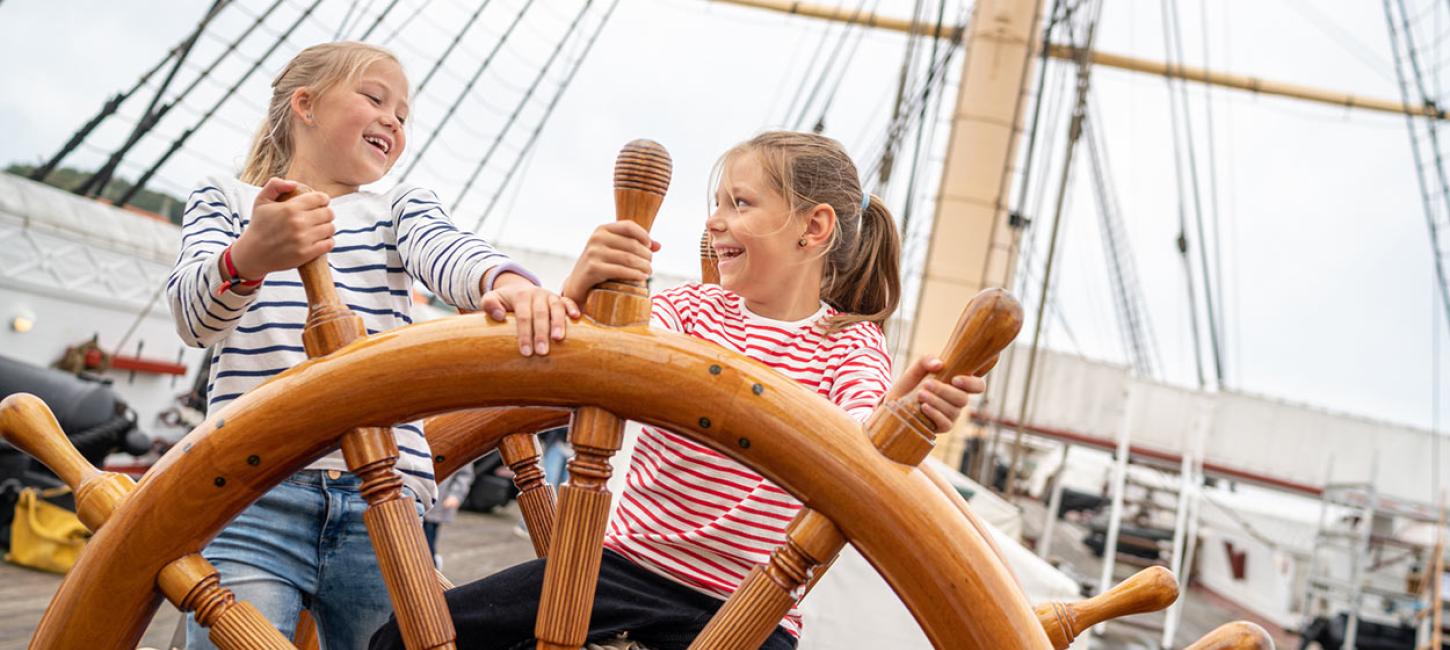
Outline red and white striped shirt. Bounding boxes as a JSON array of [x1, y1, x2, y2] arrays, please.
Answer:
[[604, 283, 892, 637]]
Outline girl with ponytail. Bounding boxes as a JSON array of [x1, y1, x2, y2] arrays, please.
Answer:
[[371, 131, 984, 649]]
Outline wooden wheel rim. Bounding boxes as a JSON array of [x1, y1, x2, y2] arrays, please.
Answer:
[[32, 315, 1048, 649]]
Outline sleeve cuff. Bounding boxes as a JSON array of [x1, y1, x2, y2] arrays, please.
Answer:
[[482, 262, 541, 293]]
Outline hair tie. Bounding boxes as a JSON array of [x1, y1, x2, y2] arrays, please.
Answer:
[[859, 191, 871, 214]]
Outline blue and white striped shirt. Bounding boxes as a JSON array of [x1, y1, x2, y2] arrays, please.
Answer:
[[166, 176, 535, 505]]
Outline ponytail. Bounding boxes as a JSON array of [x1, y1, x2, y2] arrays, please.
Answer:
[[240, 109, 291, 186], [823, 193, 900, 332], [720, 131, 904, 333]]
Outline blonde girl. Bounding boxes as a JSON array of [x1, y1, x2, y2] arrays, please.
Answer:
[[166, 41, 573, 648]]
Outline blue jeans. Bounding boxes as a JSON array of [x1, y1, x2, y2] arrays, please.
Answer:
[[186, 470, 424, 649]]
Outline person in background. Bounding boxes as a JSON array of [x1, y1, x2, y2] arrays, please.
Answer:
[[424, 461, 475, 570]]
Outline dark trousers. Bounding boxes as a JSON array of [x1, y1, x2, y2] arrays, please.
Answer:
[[369, 549, 797, 650]]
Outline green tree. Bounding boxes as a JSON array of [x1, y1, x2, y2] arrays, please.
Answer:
[[6, 163, 186, 225]]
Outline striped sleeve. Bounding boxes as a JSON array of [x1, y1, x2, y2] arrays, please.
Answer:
[[650, 283, 705, 334], [166, 183, 256, 348], [650, 286, 688, 333], [391, 186, 537, 310], [829, 325, 893, 422]]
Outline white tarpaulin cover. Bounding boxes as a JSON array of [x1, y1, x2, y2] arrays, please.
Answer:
[[987, 346, 1447, 509]]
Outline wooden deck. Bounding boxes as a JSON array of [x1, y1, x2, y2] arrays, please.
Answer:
[[0, 503, 535, 650]]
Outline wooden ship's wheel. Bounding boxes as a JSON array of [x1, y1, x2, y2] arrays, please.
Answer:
[[0, 141, 1273, 650]]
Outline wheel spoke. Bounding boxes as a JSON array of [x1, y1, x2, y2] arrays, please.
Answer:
[[1032, 566, 1177, 648], [690, 510, 845, 650], [158, 554, 296, 649], [501, 431, 558, 558], [535, 140, 670, 650], [288, 188, 456, 650]]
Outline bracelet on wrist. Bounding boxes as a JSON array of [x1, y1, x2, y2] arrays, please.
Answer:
[[216, 246, 265, 296]]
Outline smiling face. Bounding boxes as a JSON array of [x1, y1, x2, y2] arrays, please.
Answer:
[[708, 151, 832, 318], [289, 58, 410, 194]]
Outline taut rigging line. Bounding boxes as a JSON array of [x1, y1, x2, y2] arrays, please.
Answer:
[[801, 0, 879, 133], [895, 0, 951, 240], [76, 0, 232, 199], [976, 0, 1070, 486], [29, 43, 179, 185], [119, 0, 325, 209], [1384, 0, 1450, 342], [1004, 0, 1105, 497], [53, 0, 285, 207], [356, 0, 406, 41], [1161, 0, 1225, 389], [788, 0, 875, 132], [452, 0, 595, 208], [475, 0, 623, 232], [399, 0, 536, 181], [876, 0, 929, 189], [116, 0, 297, 207], [410, 0, 493, 99]]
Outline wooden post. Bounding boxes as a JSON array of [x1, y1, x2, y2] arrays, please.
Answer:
[[282, 184, 456, 650], [699, 231, 720, 285], [534, 140, 671, 650], [158, 554, 294, 649], [500, 431, 557, 557]]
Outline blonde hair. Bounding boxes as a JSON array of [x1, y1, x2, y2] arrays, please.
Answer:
[[240, 41, 401, 185], [714, 131, 901, 333]]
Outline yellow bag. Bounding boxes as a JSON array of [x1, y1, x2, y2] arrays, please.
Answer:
[[5, 486, 90, 574]]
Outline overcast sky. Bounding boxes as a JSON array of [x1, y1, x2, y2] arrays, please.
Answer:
[[1, 0, 1446, 436]]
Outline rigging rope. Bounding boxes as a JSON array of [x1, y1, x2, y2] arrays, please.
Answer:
[[475, 0, 622, 231], [452, 0, 594, 207], [896, 0, 951, 244], [399, 0, 536, 181], [380, 0, 434, 44], [1004, 0, 1106, 497], [78, 0, 233, 199], [28, 46, 178, 184], [411, 0, 494, 98], [789, 0, 875, 131], [876, 0, 930, 188], [1384, 0, 1450, 343], [778, 10, 847, 127], [1084, 107, 1160, 377], [977, 0, 1070, 484], [121, 0, 325, 207], [341, 0, 379, 39], [357, 0, 406, 40], [1160, 0, 1225, 388], [805, 0, 881, 133], [335, 0, 363, 40], [1198, 0, 1227, 379], [117, 0, 292, 207]]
